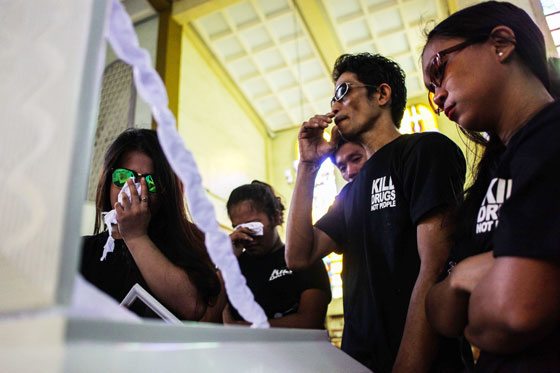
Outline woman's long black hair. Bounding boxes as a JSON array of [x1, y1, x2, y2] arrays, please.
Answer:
[[94, 129, 220, 308], [424, 1, 557, 246]]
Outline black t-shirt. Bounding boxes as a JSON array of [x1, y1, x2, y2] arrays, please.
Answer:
[[316, 132, 466, 372], [80, 231, 158, 318], [452, 101, 560, 371], [230, 245, 331, 320]]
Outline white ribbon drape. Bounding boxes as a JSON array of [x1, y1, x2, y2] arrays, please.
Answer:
[[105, 0, 268, 328]]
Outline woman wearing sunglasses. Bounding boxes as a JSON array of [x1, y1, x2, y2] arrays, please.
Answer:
[[422, 1, 560, 370], [81, 129, 225, 321]]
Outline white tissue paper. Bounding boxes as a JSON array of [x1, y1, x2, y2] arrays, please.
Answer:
[[235, 222, 264, 236], [100, 180, 141, 261]]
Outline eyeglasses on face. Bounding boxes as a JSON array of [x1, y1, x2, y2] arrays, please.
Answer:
[[426, 38, 482, 115], [112, 167, 157, 193], [331, 82, 377, 107]]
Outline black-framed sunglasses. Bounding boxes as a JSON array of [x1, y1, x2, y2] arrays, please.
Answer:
[[331, 82, 377, 107], [426, 37, 489, 114], [112, 168, 157, 193]]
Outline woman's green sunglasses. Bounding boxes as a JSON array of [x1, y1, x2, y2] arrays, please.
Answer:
[[112, 168, 157, 193]]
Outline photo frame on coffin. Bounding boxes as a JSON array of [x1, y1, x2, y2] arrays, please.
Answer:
[[120, 283, 182, 325]]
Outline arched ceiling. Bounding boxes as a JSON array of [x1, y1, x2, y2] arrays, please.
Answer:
[[171, 0, 450, 134]]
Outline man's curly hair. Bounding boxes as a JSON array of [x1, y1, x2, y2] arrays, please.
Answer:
[[332, 53, 407, 127]]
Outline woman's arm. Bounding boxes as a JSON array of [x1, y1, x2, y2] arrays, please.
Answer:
[[222, 288, 330, 329], [199, 272, 227, 323], [465, 257, 560, 354], [116, 178, 209, 320], [426, 252, 494, 337], [425, 276, 470, 337], [267, 288, 330, 329], [124, 235, 209, 320]]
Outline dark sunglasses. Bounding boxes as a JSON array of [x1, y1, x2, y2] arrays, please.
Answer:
[[426, 36, 490, 114], [112, 168, 157, 193], [331, 82, 377, 107]]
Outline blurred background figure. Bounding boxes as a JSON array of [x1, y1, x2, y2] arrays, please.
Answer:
[[330, 129, 367, 182]]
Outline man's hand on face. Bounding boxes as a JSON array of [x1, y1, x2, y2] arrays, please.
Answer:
[[298, 113, 337, 165]]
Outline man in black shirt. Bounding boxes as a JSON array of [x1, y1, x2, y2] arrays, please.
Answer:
[[286, 53, 465, 372]]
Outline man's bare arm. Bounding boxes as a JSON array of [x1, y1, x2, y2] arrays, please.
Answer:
[[286, 115, 339, 270], [393, 210, 453, 373], [285, 162, 337, 269]]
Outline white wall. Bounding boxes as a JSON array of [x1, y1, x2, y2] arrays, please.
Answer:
[[178, 37, 269, 228]]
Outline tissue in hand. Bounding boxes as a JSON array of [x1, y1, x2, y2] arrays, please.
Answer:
[[235, 221, 264, 236], [100, 180, 142, 261]]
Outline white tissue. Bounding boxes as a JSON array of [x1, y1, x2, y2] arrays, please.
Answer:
[[100, 180, 141, 261], [235, 222, 264, 236]]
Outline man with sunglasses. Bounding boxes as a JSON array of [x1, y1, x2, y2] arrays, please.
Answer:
[[286, 53, 466, 372]]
